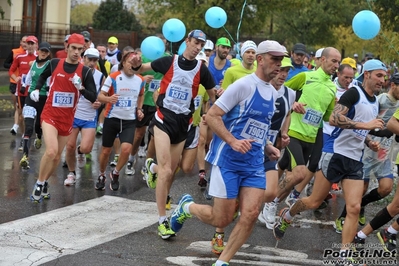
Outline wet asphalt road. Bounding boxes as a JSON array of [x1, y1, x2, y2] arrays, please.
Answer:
[[0, 114, 397, 266]]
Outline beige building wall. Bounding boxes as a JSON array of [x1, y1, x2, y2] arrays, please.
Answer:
[[1, 0, 24, 26]]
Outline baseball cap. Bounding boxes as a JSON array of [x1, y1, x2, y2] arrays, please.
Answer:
[[81, 31, 91, 41], [281, 57, 293, 69], [354, 53, 358, 57], [310, 51, 314, 56], [68, 33, 85, 45], [341, 57, 357, 69], [108, 36, 118, 44], [39, 42, 51, 52], [356, 59, 387, 82], [315, 48, 325, 58], [26, 36, 38, 44], [204, 40, 214, 50], [84, 48, 100, 59], [365, 52, 374, 59], [390, 73, 399, 84], [188, 30, 206, 42], [216, 37, 231, 48], [64, 34, 71, 42], [195, 51, 208, 63], [293, 43, 306, 54], [240, 40, 257, 55], [256, 40, 286, 56]]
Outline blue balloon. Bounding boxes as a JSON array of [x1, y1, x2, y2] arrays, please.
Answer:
[[162, 18, 186, 42], [352, 10, 380, 40], [141, 36, 165, 61], [205, 6, 227, 29], [178, 42, 186, 55]]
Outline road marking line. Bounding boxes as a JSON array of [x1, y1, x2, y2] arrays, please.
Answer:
[[0, 196, 158, 266]]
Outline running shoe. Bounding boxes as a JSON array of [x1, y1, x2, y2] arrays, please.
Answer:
[[110, 155, 119, 167], [109, 172, 119, 191], [358, 207, 366, 226], [331, 183, 341, 192], [377, 228, 397, 253], [77, 153, 86, 169], [170, 194, 193, 233], [353, 235, 365, 251], [64, 172, 76, 186], [141, 165, 147, 176], [333, 217, 345, 234], [95, 174, 106, 190], [263, 201, 278, 229], [31, 183, 43, 203], [34, 138, 42, 149], [19, 154, 29, 169], [42, 181, 50, 199], [273, 207, 291, 240], [138, 146, 146, 158], [285, 191, 298, 207], [144, 158, 157, 189], [10, 124, 18, 135], [18, 138, 23, 152], [125, 158, 136, 175], [157, 219, 175, 239], [165, 195, 172, 210], [212, 263, 229, 266], [211, 232, 225, 254], [96, 125, 103, 135], [198, 171, 208, 187]]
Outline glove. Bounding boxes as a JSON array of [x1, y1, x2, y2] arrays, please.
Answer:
[[369, 128, 393, 138], [20, 86, 26, 94], [72, 73, 83, 90], [30, 90, 39, 102]]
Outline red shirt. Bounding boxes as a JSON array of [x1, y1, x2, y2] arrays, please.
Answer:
[[9, 51, 37, 96]]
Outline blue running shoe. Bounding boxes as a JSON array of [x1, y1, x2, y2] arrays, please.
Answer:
[[170, 194, 193, 233]]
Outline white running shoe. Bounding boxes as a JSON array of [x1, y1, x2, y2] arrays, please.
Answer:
[[64, 172, 76, 186], [125, 158, 136, 175], [138, 146, 146, 158], [263, 202, 278, 229], [77, 154, 86, 168], [285, 192, 298, 207]]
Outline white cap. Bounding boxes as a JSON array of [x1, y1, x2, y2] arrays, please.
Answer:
[[240, 40, 257, 56], [315, 48, 325, 58], [196, 51, 208, 63], [204, 40, 214, 50], [256, 40, 286, 56], [84, 48, 100, 58], [354, 53, 358, 57]]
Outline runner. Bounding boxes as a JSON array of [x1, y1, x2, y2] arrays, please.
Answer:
[[30, 33, 97, 203], [19, 41, 52, 169], [64, 48, 104, 186]]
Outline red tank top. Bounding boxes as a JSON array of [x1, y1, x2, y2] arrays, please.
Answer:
[[42, 59, 84, 124]]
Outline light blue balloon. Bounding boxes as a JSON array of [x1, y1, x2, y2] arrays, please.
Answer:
[[352, 10, 380, 40], [205, 6, 227, 29], [162, 18, 186, 43], [178, 42, 186, 55], [141, 36, 165, 61]]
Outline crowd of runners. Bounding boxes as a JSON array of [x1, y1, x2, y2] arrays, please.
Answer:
[[3, 30, 399, 266]]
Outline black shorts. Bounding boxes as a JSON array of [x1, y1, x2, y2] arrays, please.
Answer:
[[102, 117, 136, 147], [154, 108, 191, 144], [307, 127, 323, 173], [136, 105, 156, 128], [9, 83, 16, 94], [17, 96, 26, 109], [319, 152, 364, 183], [278, 137, 314, 171], [184, 125, 199, 149]]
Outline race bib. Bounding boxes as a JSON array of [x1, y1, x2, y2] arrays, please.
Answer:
[[240, 118, 269, 145], [22, 105, 37, 119], [267, 129, 279, 145], [52, 91, 74, 108], [148, 79, 160, 92], [21, 74, 27, 84], [302, 108, 323, 127], [194, 95, 202, 110], [116, 96, 133, 108], [168, 87, 189, 101]]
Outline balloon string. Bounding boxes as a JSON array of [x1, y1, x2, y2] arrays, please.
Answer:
[[366, 0, 399, 55], [237, 0, 247, 44], [222, 26, 236, 44]]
